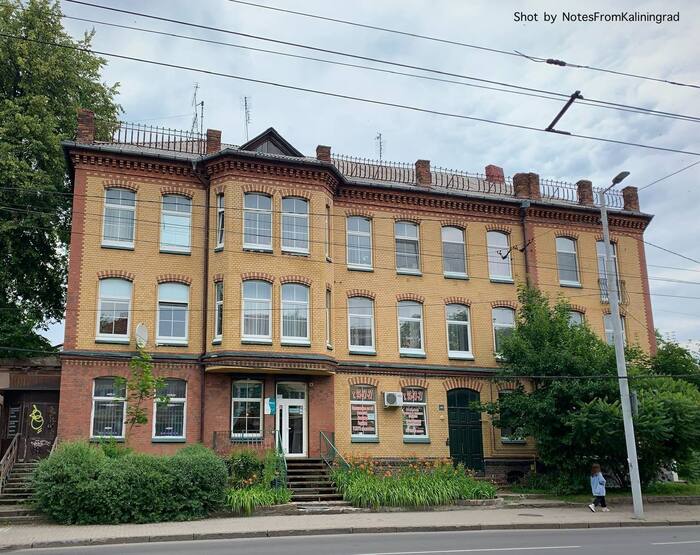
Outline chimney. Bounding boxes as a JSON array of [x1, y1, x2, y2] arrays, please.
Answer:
[[415, 159, 431, 186], [512, 172, 541, 200], [206, 129, 222, 154], [316, 145, 331, 162], [485, 164, 505, 183], [622, 186, 640, 211], [527, 172, 541, 200], [576, 179, 594, 205], [76, 108, 95, 143]]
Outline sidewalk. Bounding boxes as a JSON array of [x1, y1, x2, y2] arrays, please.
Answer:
[[1, 504, 698, 552]]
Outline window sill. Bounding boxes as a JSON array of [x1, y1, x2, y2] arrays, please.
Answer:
[[243, 247, 273, 254], [152, 437, 186, 443], [281, 340, 311, 347], [241, 338, 273, 345], [231, 437, 263, 443], [212, 338, 222, 345], [448, 353, 475, 361], [90, 437, 124, 443], [444, 273, 469, 280], [156, 340, 188, 347], [159, 249, 192, 256], [282, 250, 310, 257], [403, 437, 431, 444], [101, 243, 134, 251], [214, 246, 224, 253], [351, 437, 379, 443], [501, 439, 527, 445], [349, 349, 376, 356], [560, 282, 582, 288], [490, 277, 514, 284], [347, 265, 373, 272], [400, 351, 426, 359], [396, 269, 422, 277], [95, 337, 130, 345]]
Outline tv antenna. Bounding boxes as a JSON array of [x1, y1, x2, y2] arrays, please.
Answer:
[[242, 96, 252, 141], [191, 83, 204, 135], [375, 132, 384, 161]]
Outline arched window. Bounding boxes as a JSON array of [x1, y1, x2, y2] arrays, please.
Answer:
[[243, 193, 272, 251], [157, 283, 189, 345], [346, 216, 372, 269], [153, 379, 187, 440], [402, 387, 428, 440], [556, 237, 580, 286], [350, 384, 377, 439], [442, 226, 467, 277], [160, 195, 192, 253], [102, 188, 135, 248], [91, 377, 126, 439], [347, 297, 375, 353], [487, 231, 512, 281], [395, 221, 420, 273], [242, 280, 272, 342], [231, 380, 263, 439], [214, 281, 224, 341], [96, 278, 132, 342], [492, 307, 515, 354], [568, 311, 585, 326], [216, 193, 225, 248], [398, 300, 424, 355], [445, 304, 473, 359], [281, 197, 309, 253], [281, 283, 310, 344]]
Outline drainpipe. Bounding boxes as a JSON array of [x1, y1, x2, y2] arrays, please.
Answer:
[[519, 200, 533, 287]]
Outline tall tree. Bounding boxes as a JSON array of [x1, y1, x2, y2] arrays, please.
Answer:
[[0, 0, 120, 356]]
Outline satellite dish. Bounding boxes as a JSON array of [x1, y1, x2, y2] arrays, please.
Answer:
[[135, 323, 148, 349]]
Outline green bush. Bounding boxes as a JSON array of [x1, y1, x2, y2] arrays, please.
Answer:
[[677, 450, 700, 483], [32, 441, 228, 524], [225, 484, 292, 515], [511, 472, 589, 496], [332, 461, 496, 508], [227, 450, 264, 488]]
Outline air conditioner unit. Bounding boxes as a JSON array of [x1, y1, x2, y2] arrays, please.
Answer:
[[384, 391, 404, 407]]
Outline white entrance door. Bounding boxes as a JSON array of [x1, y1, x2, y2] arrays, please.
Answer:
[[275, 382, 307, 458]]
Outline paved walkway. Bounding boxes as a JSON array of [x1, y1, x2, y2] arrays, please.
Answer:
[[1, 504, 699, 552]]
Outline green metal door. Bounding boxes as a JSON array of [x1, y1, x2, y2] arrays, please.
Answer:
[[447, 389, 484, 472]]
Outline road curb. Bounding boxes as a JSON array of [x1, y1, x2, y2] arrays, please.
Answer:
[[1, 519, 698, 552]]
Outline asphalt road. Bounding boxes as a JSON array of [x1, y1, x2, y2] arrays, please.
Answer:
[[15, 526, 700, 555]]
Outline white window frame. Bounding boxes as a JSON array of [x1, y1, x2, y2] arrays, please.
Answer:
[[325, 288, 332, 348], [160, 194, 192, 254], [350, 384, 378, 440], [241, 280, 272, 343], [397, 301, 425, 356], [568, 311, 585, 326], [556, 237, 580, 286], [394, 221, 421, 275], [152, 378, 187, 441], [231, 379, 264, 439], [346, 216, 373, 270], [401, 387, 428, 439], [597, 241, 620, 302], [90, 377, 126, 440], [102, 188, 135, 249], [214, 281, 224, 342], [492, 307, 516, 355], [445, 304, 474, 360], [487, 231, 513, 282], [442, 226, 467, 278], [347, 297, 376, 354], [215, 193, 225, 249], [280, 283, 311, 345], [243, 193, 273, 252], [603, 313, 626, 345], [156, 282, 190, 346], [281, 197, 310, 254], [325, 205, 331, 259], [95, 278, 132, 344]]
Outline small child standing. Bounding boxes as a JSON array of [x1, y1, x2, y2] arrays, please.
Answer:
[[588, 463, 609, 512]]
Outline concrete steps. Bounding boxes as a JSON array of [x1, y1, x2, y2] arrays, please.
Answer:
[[0, 460, 40, 523], [286, 458, 345, 503]]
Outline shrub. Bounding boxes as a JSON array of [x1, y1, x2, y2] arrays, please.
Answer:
[[225, 484, 292, 515], [511, 472, 589, 496], [97, 437, 133, 458], [678, 450, 700, 482], [227, 450, 264, 488]]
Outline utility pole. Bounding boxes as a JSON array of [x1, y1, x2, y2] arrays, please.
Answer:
[[242, 96, 252, 141], [599, 171, 644, 519]]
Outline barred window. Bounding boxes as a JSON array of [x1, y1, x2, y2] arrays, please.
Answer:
[[102, 188, 135, 248], [153, 379, 186, 439], [232, 380, 263, 438], [160, 195, 191, 253], [91, 377, 126, 438]]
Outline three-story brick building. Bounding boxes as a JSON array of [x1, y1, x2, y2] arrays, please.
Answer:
[[57, 109, 654, 480]]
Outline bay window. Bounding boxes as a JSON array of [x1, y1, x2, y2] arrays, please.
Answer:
[[216, 193, 225, 248], [214, 281, 224, 341]]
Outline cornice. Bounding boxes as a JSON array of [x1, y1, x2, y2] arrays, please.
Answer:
[[69, 152, 199, 179], [525, 206, 649, 232]]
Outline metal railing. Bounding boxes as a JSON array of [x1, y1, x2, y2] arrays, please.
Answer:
[[319, 431, 349, 471], [106, 121, 207, 154], [275, 429, 287, 489], [332, 154, 415, 184], [211, 430, 276, 456], [0, 434, 19, 495], [599, 278, 629, 305]]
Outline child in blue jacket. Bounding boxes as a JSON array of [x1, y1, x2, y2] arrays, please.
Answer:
[[588, 463, 609, 512]]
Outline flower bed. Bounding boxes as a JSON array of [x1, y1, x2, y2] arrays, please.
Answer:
[[224, 449, 292, 515]]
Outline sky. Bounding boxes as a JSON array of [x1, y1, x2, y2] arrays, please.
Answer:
[[42, 0, 700, 349]]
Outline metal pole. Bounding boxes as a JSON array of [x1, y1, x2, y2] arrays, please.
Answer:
[[599, 190, 644, 519]]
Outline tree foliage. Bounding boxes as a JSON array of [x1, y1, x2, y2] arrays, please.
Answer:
[[483, 286, 700, 486], [0, 0, 120, 356]]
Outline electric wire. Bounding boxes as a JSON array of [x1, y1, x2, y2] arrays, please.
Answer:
[[639, 160, 700, 191]]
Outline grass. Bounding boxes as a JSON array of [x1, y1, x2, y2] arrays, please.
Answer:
[[224, 485, 292, 515], [509, 480, 700, 502]]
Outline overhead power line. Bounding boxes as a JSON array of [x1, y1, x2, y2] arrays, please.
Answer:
[[639, 160, 700, 191], [62, 0, 700, 124], [226, 0, 700, 90], [644, 241, 700, 265], [4, 33, 700, 159]]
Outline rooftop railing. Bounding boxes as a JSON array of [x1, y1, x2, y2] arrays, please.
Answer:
[[105, 121, 207, 155]]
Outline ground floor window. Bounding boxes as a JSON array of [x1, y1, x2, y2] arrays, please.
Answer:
[[231, 380, 263, 438], [153, 379, 186, 440], [402, 387, 428, 439], [91, 377, 126, 438], [350, 384, 377, 439]]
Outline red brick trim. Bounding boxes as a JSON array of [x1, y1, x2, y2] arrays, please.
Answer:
[[160, 186, 194, 199], [241, 272, 275, 283], [555, 231, 579, 240], [602, 307, 627, 316], [444, 296, 471, 306], [213, 273, 224, 283], [394, 215, 421, 225], [347, 289, 376, 300], [399, 378, 429, 390], [70, 152, 200, 179], [345, 209, 373, 219], [569, 304, 587, 314], [497, 380, 525, 392], [348, 376, 379, 387], [443, 377, 484, 392], [97, 270, 135, 282], [213, 184, 226, 195], [156, 274, 192, 285], [64, 169, 88, 350], [279, 189, 312, 200], [594, 234, 618, 244], [280, 275, 312, 286], [491, 300, 517, 310], [486, 224, 512, 234], [636, 238, 656, 355], [397, 293, 424, 303], [242, 183, 276, 196], [440, 220, 466, 229], [103, 181, 138, 192]]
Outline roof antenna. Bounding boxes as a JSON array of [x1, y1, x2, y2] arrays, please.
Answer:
[[375, 132, 384, 161], [242, 96, 252, 141], [191, 83, 204, 135]]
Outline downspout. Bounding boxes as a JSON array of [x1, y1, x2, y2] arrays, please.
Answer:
[[519, 200, 532, 287]]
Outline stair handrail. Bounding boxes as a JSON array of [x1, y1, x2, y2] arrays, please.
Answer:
[[319, 431, 349, 471], [0, 434, 20, 495], [49, 436, 58, 456], [274, 428, 288, 489]]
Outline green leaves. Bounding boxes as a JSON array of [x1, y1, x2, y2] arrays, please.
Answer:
[[224, 485, 292, 515]]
